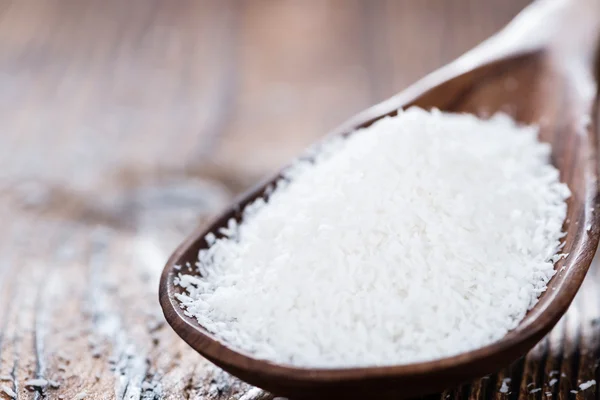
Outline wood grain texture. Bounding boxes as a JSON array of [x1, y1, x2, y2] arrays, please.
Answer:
[[4, 0, 599, 399]]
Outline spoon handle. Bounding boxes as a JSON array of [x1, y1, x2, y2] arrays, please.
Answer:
[[338, 0, 600, 134], [491, 0, 600, 59], [540, 0, 600, 116]]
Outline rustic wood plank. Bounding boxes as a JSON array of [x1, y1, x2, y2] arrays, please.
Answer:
[[3, 1, 600, 399]]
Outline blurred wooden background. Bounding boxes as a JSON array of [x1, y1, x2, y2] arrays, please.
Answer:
[[4, 1, 600, 399]]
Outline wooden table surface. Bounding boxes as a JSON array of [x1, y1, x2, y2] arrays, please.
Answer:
[[2, 1, 599, 399]]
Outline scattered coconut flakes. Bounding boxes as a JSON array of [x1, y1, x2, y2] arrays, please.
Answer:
[[25, 378, 48, 388], [176, 108, 569, 368], [500, 378, 512, 393], [238, 388, 264, 400], [562, 373, 567, 377], [570, 390, 578, 394], [545, 392, 552, 397], [0, 385, 16, 399], [549, 378, 558, 386], [530, 388, 542, 393], [74, 390, 87, 400], [48, 380, 60, 389], [579, 380, 596, 390], [0, 376, 12, 381]]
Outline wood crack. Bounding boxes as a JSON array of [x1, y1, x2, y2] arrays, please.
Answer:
[[182, 374, 194, 400], [88, 229, 149, 400], [31, 279, 48, 400], [9, 335, 19, 400], [139, 361, 162, 400], [0, 280, 13, 372]]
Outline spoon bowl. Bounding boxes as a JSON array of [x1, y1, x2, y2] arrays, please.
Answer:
[[160, 1, 600, 398]]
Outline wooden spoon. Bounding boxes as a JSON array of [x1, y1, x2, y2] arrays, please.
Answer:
[[160, 0, 600, 398]]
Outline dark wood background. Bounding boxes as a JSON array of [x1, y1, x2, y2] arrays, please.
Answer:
[[3, 0, 599, 399]]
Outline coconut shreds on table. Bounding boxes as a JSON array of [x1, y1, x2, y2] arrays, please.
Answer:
[[0, 385, 16, 399], [499, 378, 512, 394], [176, 107, 570, 368], [579, 380, 596, 390], [74, 391, 87, 400], [24, 378, 48, 388]]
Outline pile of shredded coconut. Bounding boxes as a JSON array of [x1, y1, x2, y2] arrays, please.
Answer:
[[175, 107, 569, 368]]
